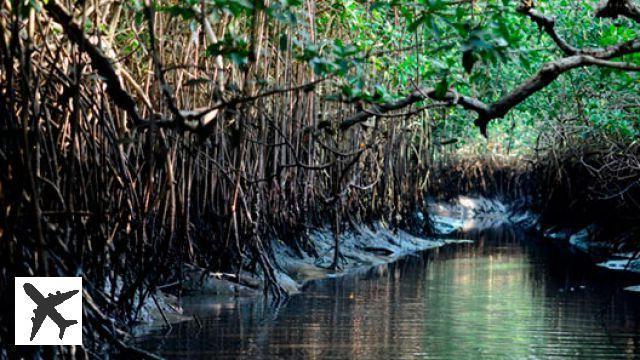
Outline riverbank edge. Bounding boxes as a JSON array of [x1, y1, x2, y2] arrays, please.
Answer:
[[540, 223, 640, 291], [132, 193, 640, 341], [131, 196, 540, 334], [132, 219, 458, 331], [429, 195, 640, 291]]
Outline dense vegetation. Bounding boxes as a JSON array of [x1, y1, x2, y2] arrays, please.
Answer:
[[2, 0, 640, 356]]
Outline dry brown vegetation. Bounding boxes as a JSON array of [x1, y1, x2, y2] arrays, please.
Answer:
[[3, 0, 640, 356], [0, 0, 437, 354]]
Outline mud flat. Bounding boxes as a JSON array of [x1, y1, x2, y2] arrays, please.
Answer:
[[134, 196, 540, 331]]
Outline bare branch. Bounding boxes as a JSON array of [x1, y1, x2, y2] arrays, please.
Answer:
[[583, 56, 640, 71], [596, 0, 640, 23], [517, 6, 578, 55], [44, 0, 144, 125], [340, 54, 640, 136], [143, 3, 188, 127], [339, 88, 489, 130], [340, 2, 640, 137], [193, 77, 330, 123], [519, 4, 640, 59]]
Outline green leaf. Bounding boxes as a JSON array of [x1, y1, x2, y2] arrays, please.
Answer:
[[434, 74, 449, 100]]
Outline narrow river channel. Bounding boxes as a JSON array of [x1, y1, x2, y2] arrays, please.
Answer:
[[136, 225, 640, 358]]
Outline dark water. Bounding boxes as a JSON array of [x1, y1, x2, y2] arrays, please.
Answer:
[[136, 227, 640, 359]]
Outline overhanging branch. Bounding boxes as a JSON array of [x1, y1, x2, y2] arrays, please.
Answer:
[[340, 2, 640, 137], [340, 53, 640, 136], [518, 4, 640, 59], [44, 1, 144, 126], [596, 0, 640, 23], [339, 88, 489, 131], [46, 0, 640, 140], [517, 6, 578, 55]]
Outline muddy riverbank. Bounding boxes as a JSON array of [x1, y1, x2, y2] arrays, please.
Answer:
[[133, 221, 640, 358], [133, 194, 640, 338], [133, 196, 537, 328]]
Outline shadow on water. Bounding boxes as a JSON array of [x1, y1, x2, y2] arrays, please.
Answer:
[[135, 226, 640, 359]]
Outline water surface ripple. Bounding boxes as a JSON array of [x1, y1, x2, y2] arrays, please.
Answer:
[[136, 227, 640, 359]]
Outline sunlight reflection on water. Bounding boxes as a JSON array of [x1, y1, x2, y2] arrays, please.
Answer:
[[135, 226, 640, 359]]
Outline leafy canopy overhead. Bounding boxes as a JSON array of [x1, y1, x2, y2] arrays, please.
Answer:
[[96, 0, 640, 153]]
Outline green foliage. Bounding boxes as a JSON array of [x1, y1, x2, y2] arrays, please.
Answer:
[[206, 33, 251, 66], [156, 0, 640, 155]]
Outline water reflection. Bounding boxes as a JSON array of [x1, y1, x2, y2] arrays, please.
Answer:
[[136, 226, 640, 359]]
